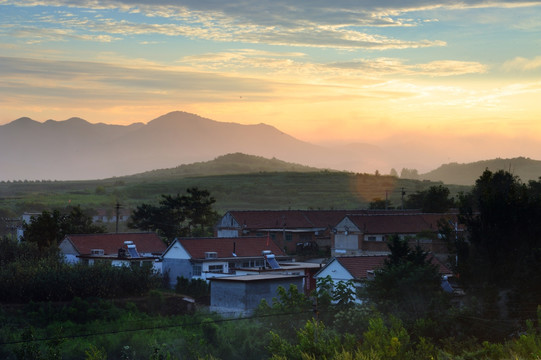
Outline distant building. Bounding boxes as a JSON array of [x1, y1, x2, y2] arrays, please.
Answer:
[[92, 209, 129, 224], [216, 210, 460, 257], [16, 212, 41, 241], [216, 210, 354, 254], [331, 212, 461, 258]]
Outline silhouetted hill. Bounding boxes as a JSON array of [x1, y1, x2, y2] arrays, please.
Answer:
[[420, 157, 541, 185], [127, 153, 324, 179]]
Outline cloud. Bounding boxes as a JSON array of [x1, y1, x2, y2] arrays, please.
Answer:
[[502, 56, 541, 71], [7, 0, 538, 51], [0, 1, 450, 50], [0, 56, 273, 102], [328, 58, 487, 77]]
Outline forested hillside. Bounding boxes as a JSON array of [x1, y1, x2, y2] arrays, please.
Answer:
[[421, 157, 541, 185]]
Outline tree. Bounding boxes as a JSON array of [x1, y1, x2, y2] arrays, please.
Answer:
[[369, 198, 392, 210], [458, 170, 541, 319], [22, 206, 105, 250], [22, 210, 63, 250], [183, 187, 219, 236], [129, 187, 218, 243], [400, 168, 419, 179], [404, 185, 454, 212], [62, 206, 106, 235], [365, 235, 447, 324]]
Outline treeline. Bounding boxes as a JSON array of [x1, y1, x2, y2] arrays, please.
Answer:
[[0, 238, 160, 303]]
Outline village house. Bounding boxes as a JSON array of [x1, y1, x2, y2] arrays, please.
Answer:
[[59, 232, 166, 271], [215, 210, 459, 256], [314, 255, 453, 303], [161, 236, 291, 287], [331, 212, 460, 258], [216, 210, 362, 254]]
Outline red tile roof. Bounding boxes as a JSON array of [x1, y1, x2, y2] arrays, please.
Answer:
[[177, 236, 285, 259], [226, 210, 422, 230], [335, 255, 452, 280], [346, 213, 458, 234], [64, 233, 166, 256]]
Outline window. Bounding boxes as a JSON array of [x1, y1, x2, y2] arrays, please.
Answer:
[[285, 233, 293, 242], [208, 265, 224, 273], [366, 236, 377, 241], [240, 260, 264, 268], [193, 264, 202, 276]]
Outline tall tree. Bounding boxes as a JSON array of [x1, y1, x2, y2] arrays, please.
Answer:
[[365, 235, 447, 324], [22, 206, 105, 250], [22, 210, 62, 250], [458, 170, 541, 319], [404, 185, 454, 212], [183, 187, 218, 236], [129, 187, 218, 243]]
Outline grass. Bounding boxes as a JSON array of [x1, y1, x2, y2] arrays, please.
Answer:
[[0, 171, 471, 219]]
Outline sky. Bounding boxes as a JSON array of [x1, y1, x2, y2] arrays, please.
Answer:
[[1, 0, 541, 165]]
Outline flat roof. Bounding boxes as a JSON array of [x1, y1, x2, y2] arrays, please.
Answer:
[[210, 274, 304, 282]]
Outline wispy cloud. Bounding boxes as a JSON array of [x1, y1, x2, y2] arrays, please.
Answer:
[[0, 56, 272, 102], [502, 56, 541, 71]]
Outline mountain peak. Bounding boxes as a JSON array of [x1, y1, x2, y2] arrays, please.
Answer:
[[148, 111, 211, 124], [5, 117, 40, 127], [43, 117, 91, 126]]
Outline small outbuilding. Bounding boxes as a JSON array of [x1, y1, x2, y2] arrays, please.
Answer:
[[209, 274, 304, 316]]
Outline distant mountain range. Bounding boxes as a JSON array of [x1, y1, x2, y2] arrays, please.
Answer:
[[0, 111, 540, 184], [0, 111, 388, 181]]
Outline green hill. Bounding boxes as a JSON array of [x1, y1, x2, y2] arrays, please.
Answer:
[[126, 153, 323, 179], [421, 157, 541, 185]]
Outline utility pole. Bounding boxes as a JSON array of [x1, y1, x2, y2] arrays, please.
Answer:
[[115, 202, 121, 233]]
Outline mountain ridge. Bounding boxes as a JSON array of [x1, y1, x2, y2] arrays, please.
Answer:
[[1, 111, 540, 183]]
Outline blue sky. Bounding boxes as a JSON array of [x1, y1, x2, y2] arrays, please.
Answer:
[[1, 0, 540, 166]]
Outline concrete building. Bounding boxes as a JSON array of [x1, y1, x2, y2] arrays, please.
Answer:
[[210, 274, 305, 316]]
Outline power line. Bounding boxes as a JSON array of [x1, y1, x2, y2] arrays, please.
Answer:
[[0, 309, 314, 346]]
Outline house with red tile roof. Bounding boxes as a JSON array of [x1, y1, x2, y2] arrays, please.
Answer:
[[315, 255, 453, 303], [216, 210, 418, 254], [59, 232, 166, 269], [332, 212, 460, 257], [162, 236, 291, 286]]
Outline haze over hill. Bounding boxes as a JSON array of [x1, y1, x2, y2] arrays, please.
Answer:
[[128, 153, 323, 179], [1, 111, 540, 182]]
